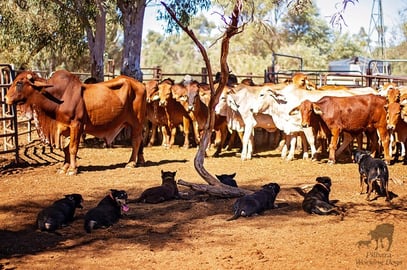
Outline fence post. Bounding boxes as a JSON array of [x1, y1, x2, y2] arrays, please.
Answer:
[[201, 67, 207, 83], [153, 66, 162, 81]]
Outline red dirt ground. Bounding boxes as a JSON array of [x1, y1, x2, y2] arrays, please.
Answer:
[[0, 138, 406, 270]]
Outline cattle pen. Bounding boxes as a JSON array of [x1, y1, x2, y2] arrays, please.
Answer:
[[2, 62, 407, 164]]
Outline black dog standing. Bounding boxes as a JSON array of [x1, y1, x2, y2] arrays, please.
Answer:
[[228, 182, 280, 221], [302, 177, 342, 215], [353, 150, 392, 201], [37, 194, 84, 233], [84, 189, 129, 233]]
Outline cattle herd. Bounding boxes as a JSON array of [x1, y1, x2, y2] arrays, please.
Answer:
[[4, 70, 406, 233]]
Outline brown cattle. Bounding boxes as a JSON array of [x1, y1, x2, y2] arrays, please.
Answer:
[[158, 79, 192, 148], [296, 94, 390, 163], [386, 101, 407, 163], [144, 80, 171, 147], [5, 70, 146, 175], [290, 72, 316, 90], [184, 80, 229, 157]]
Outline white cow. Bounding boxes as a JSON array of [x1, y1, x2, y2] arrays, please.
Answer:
[[250, 84, 378, 160], [215, 84, 278, 160]]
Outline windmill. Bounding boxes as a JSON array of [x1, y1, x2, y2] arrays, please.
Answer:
[[368, 0, 386, 58]]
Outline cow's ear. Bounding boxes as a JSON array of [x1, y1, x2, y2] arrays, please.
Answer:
[[288, 106, 299, 116], [312, 104, 323, 115]]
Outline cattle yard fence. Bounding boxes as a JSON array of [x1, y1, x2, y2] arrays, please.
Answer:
[[2, 63, 407, 163], [0, 64, 37, 163]]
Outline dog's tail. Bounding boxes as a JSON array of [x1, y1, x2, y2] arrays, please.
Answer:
[[226, 210, 247, 221], [84, 220, 97, 233]]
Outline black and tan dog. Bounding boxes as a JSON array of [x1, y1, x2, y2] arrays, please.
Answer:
[[227, 182, 280, 221], [353, 150, 393, 201], [37, 193, 83, 233], [84, 189, 129, 233], [302, 177, 342, 215], [133, 170, 179, 203]]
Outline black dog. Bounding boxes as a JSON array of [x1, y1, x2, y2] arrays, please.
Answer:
[[302, 177, 342, 215], [37, 194, 83, 233], [84, 189, 129, 233], [216, 173, 238, 187], [353, 150, 392, 201], [227, 183, 280, 221], [133, 170, 179, 203]]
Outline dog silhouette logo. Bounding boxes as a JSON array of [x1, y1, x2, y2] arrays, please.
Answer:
[[357, 223, 394, 251], [368, 223, 394, 251]]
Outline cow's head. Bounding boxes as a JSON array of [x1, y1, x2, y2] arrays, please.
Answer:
[[289, 100, 320, 128], [385, 102, 401, 131], [386, 88, 400, 103], [291, 72, 316, 91], [144, 80, 159, 102], [5, 71, 54, 105], [157, 79, 174, 107], [250, 88, 286, 114], [185, 81, 201, 112]]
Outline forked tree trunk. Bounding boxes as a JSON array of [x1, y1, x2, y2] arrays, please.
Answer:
[[163, 0, 251, 197]]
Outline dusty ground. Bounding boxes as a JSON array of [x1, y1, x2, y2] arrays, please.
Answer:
[[0, 137, 406, 270]]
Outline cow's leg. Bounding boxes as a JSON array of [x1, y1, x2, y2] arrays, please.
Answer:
[[65, 124, 82, 175], [335, 132, 354, 160], [302, 127, 317, 160], [213, 124, 228, 157], [377, 127, 391, 163], [148, 123, 157, 146], [241, 123, 254, 161], [161, 126, 170, 147], [126, 124, 145, 168], [58, 144, 71, 175], [286, 134, 296, 161], [168, 126, 177, 148], [299, 131, 310, 160], [328, 128, 341, 163], [182, 117, 191, 149]]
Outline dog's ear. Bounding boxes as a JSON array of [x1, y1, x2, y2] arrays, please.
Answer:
[[65, 194, 74, 200], [231, 172, 236, 178]]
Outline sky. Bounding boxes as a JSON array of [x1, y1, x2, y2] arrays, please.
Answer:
[[142, 0, 406, 44]]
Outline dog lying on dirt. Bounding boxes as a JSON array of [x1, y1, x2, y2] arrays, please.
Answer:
[[302, 176, 343, 215], [227, 182, 280, 221], [133, 170, 179, 203], [353, 150, 394, 201], [37, 194, 83, 233], [84, 189, 129, 233], [216, 173, 238, 187]]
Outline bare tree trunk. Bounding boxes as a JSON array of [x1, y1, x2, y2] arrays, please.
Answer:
[[162, 0, 250, 197], [118, 0, 146, 81], [87, 0, 106, 82]]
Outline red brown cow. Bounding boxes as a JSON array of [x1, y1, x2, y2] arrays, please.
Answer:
[[295, 94, 390, 163], [386, 101, 407, 163], [157, 79, 192, 148], [144, 80, 171, 147], [5, 70, 146, 175], [184, 80, 229, 157]]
